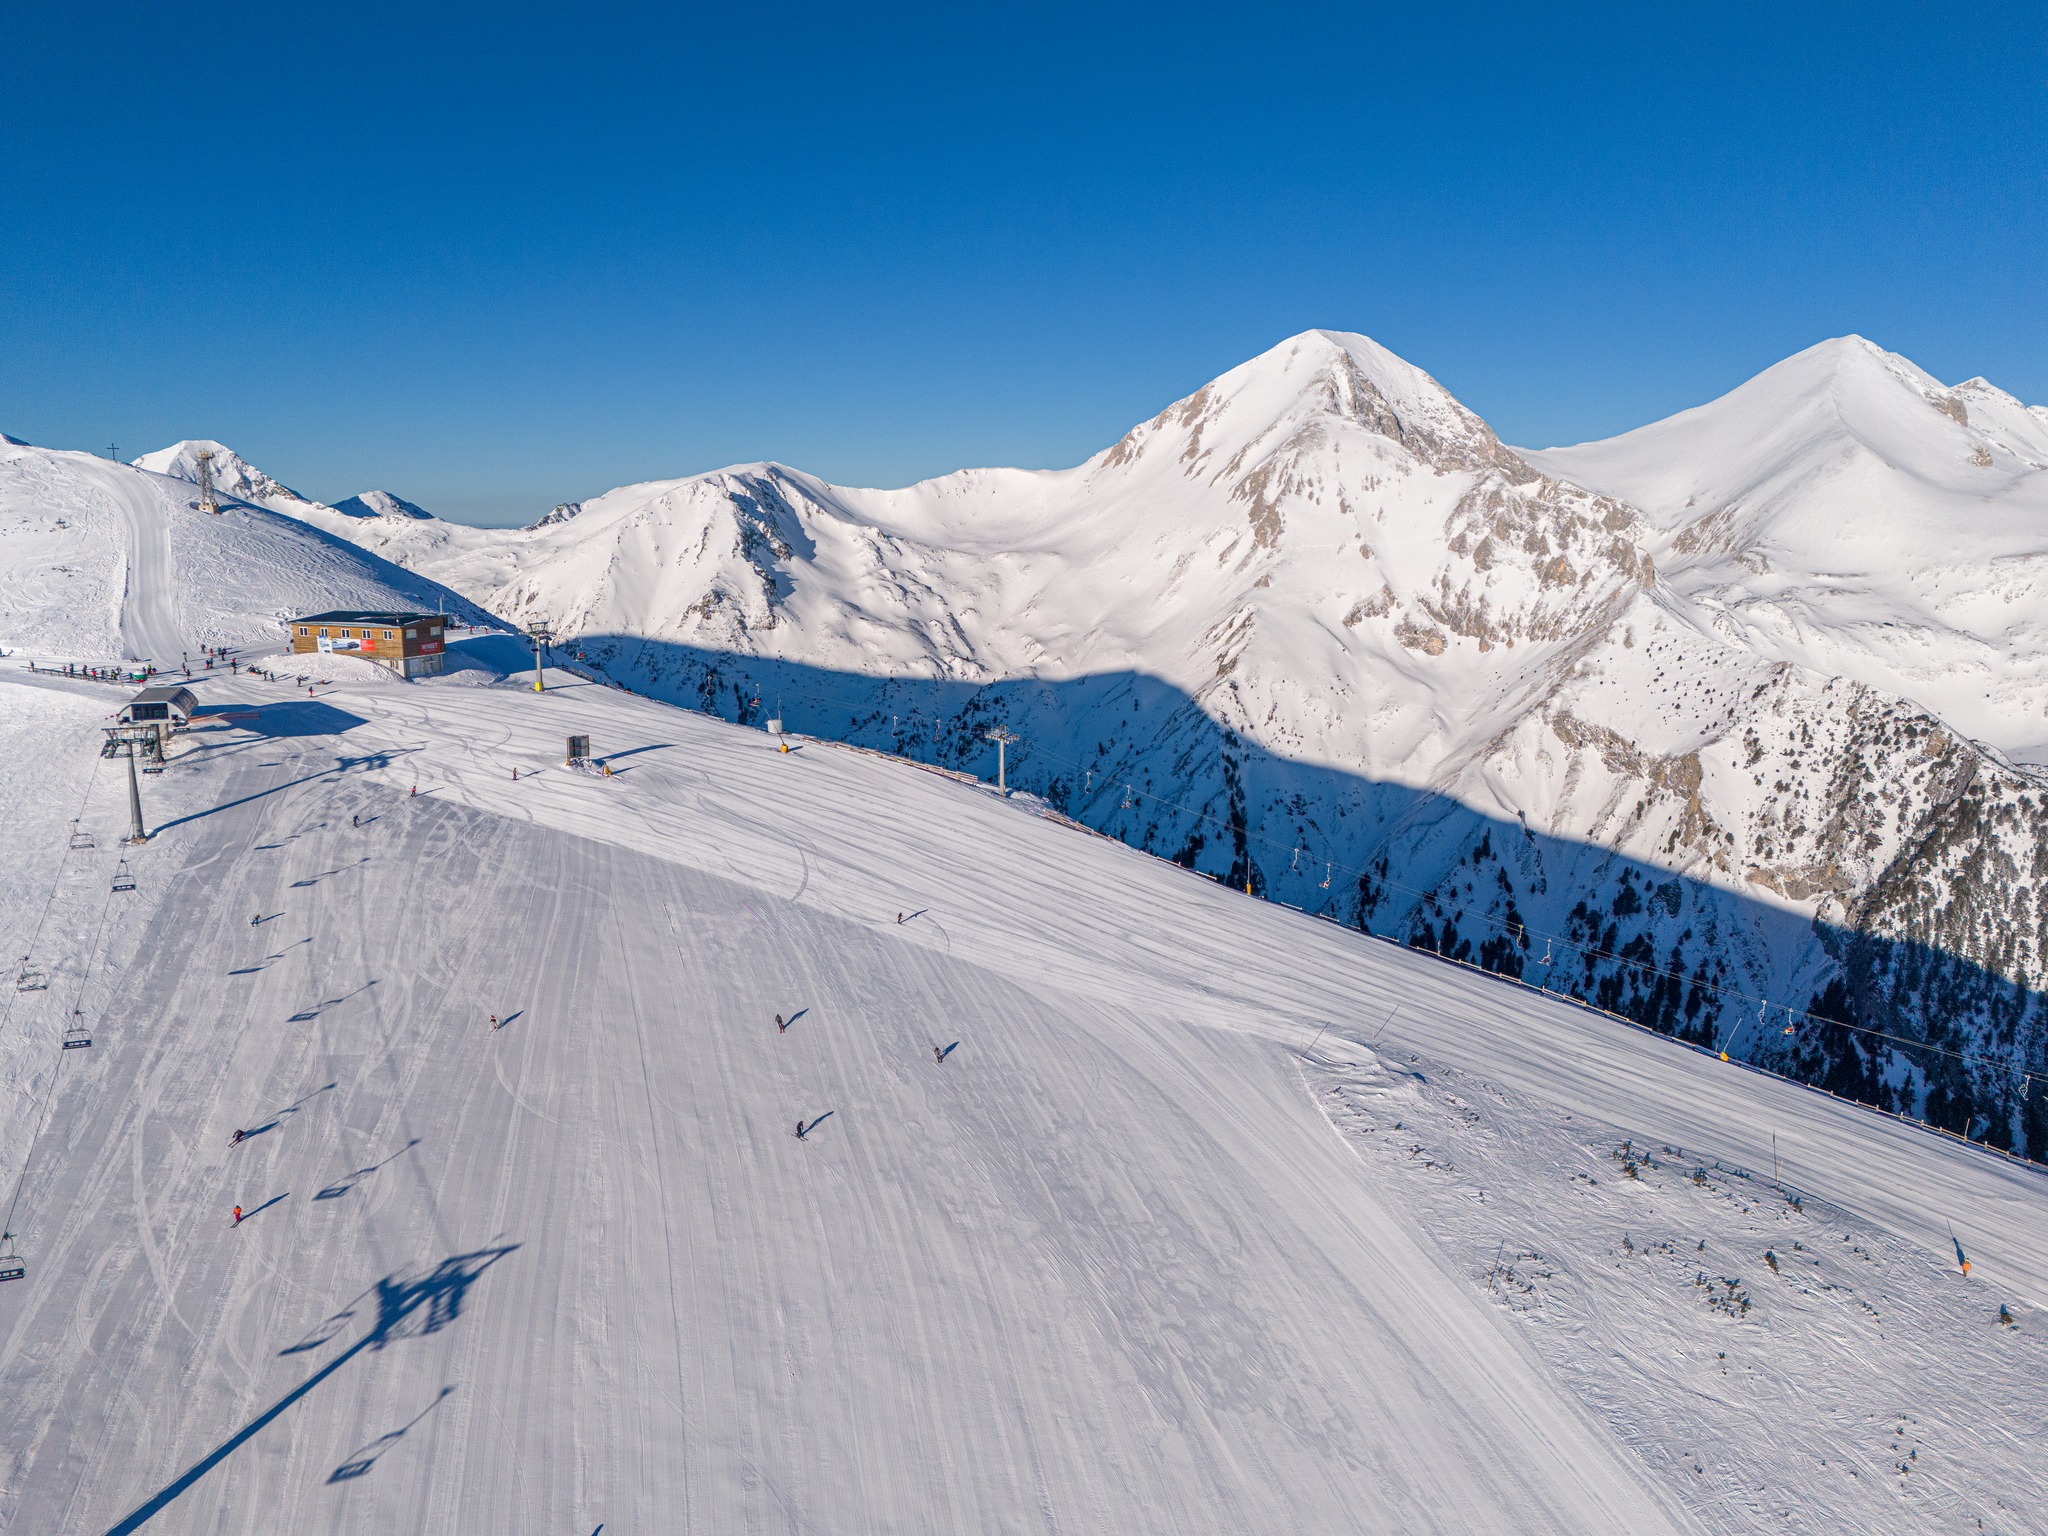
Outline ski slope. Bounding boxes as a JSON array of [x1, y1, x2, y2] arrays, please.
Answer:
[[0, 644, 2041, 1533]]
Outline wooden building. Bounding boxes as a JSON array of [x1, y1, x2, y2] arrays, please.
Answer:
[[286, 611, 452, 679]]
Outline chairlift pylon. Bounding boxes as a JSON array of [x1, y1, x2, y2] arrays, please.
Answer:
[[111, 859, 136, 893], [15, 958, 48, 993], [0, 1232, 24, 1284], [62, 1011, 92, 1050]]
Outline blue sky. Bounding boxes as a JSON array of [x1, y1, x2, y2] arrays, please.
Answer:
[[3, 2, 2041, 523]]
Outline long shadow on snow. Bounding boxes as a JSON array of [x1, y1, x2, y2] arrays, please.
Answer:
[[103, 1243, 518, 1535], [574, 635, 2048, 1162]]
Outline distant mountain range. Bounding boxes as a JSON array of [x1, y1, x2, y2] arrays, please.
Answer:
[[14, 330, 2048, 1158]]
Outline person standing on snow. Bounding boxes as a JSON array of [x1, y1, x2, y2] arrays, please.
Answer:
[[232, 1206, 243, 1226], [230, 1129, 245, 1147], [489, 1014, 500, 1030], [775, 1014, 786, 1033], [795, 1119, 808, 1140], [933, 1045, 946, 1065]]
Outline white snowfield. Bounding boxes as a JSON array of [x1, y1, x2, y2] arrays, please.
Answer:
[[0, 644, 2041, 1534]]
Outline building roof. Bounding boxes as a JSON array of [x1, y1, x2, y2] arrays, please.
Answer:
[[287, 611, 448, 626], [129, 685, 197, 709]]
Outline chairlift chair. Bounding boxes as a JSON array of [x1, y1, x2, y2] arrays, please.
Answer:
[[68, 821, 95, 850], [0, 1233, 24, 1284], [111, 859, 136, 893], [62, 1011, 92, 1050], [15, 959, 48, 992]]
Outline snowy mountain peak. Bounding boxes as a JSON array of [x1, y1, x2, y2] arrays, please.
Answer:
[[332, 489, 435, 521], [526, 500, 584, 530], [1096, 329, 1521, 492], [131, 440, 323, 514]]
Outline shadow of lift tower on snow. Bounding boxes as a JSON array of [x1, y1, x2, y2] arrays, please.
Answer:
[[102, 1242, 519, 1535]]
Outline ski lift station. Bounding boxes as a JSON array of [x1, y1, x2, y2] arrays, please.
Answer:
[[117, 683, 196, 751], [286, 610, 451, 679]]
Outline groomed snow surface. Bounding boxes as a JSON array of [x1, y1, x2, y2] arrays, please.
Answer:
[[0, 645, 2041, 1534]]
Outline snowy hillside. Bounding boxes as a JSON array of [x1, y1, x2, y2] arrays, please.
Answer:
[[0, 438, 491, 660], [120, 336, 2048, 1162], [0, 651, 2040, 1533]]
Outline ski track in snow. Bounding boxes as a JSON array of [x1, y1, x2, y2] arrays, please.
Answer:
[[0, 651, 2041, 1532]]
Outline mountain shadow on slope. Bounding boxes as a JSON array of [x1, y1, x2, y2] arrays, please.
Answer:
[[537, 637, 2048, 1166]]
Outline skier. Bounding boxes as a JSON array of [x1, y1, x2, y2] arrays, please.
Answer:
[[232, 1206, 243, 1226], [230, 1128, 245, 1146], [795, 1118, 808, 1141], [409, 785, 417, 797], [249, 913, 259, 927], [511, 768, 518, 781], [775, 1014, 786, 1033], [351, 814, 358, 829], [489, 1014, 501, 1031], [933, 1045, 945, 1065], [896, 912, 904, 925]]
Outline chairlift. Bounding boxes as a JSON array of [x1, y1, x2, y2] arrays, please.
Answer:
[[1122, 785, 1133, 810], [111, 859, 136, 893], [0, 1233, 24, 1284], [1538, 938, 1554, 966], [68, 821, 95, 850], [1320, 861, 1331, 890], [1289, 848, 1301, 873], [61, 1012, 92, 1050], [15, 959, 48, 993]]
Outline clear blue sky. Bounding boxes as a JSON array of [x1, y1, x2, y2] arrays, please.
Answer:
[[3, 2, 2041, 523]]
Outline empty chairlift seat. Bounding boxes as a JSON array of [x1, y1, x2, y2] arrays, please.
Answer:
[[0, 1235, 24, 1284], [62, 1013, 92, 1051], [111, 859, 136, 893]]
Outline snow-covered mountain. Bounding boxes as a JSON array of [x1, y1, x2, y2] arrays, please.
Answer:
[[0, 439, 490, 659], [1523, 337, 2048, 764], [331, 489, 435, 520], [111, 334, 2048, 1158]]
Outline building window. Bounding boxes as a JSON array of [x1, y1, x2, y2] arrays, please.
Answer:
[[298, 627, 308, 636], [318, 629, 329, 638]]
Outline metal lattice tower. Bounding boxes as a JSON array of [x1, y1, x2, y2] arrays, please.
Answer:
[[194, 448, 219, 514]]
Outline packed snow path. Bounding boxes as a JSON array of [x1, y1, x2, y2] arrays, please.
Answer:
[[72, 456, 187, 663], [0, 651, 2041, 1532]]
